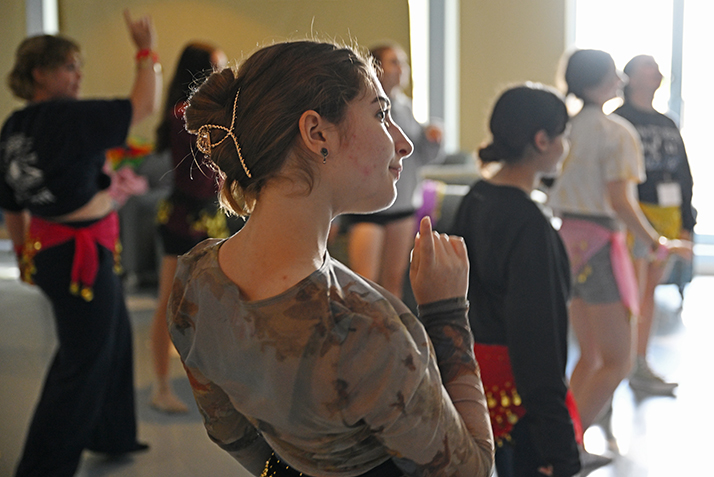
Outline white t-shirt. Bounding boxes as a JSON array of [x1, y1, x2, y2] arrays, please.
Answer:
[[548, 104, 645, 218]]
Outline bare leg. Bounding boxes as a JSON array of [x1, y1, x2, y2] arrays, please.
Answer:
[[568, 298, 598, 401], [377, 215, 416, 299], [347, 222, 385, 281], [634, 257, 668, 358], [629, 256, 678, 394], [149, 255, 188, 413], [569, 298, 634, 429]]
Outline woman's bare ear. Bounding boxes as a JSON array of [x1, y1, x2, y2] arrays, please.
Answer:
[[298, 110, 328, 155], [32, 67, 46, 88], [533, 129, 550, 153]]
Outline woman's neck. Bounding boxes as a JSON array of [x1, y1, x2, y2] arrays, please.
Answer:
[[218, 187, 332, 301], [487, 160, 538, 194]]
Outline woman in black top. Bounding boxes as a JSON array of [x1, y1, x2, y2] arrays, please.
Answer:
[[0, 10, 161, 476], [452, 84, 581, 477]]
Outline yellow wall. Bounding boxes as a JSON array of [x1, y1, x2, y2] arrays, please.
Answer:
[[0, 0, 411, 140], [459, 0, 567, 154], [0, 1, 28, 120], [0, 0, 567, 152]]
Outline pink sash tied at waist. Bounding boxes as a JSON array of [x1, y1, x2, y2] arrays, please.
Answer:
[[558, 217, 639, 316]]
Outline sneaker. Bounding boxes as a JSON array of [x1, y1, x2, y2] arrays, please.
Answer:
[[628, 357, 678, 395], [579, 446, 613, 472]]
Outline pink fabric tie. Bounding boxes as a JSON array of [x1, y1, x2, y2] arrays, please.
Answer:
[[558, 218, 639, 316]]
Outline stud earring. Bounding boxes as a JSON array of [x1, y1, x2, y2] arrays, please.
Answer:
[[321, 148, 329, 164]]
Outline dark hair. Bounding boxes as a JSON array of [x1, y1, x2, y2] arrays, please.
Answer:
[[479, 83, 568, 164], [7, 34, 81, 101], [564, 49, 614, 100], [184, 40, 376, 217], [156, 42, 219, 152]]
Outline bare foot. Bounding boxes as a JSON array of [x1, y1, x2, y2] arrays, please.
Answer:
[[150, 389, 189, 413]]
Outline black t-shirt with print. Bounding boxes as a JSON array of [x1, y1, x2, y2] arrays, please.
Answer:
[[0, 98, 131, 216], [613, 103, 695, 231]]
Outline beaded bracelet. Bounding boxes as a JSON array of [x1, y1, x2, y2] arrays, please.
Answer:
[[135, 48, 159, 63], [136, 49, 161, 72]]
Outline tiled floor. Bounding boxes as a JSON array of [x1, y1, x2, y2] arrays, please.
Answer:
[[1, 244, 711, 476]]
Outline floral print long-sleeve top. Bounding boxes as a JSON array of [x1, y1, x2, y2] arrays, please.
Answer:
[[168, 239, 493, 477]]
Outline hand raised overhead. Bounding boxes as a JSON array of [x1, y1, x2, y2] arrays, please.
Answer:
[[123, 9, 156, 52]]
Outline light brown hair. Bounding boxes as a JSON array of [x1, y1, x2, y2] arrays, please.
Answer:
[[8, 34, 81, 101], [184, 40, 377, 217]]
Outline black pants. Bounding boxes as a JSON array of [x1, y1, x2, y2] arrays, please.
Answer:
[[494, 418, 544, 477], [15, 240, 140, 476]]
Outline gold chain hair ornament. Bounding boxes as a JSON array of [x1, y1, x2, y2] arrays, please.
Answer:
[[195, 89, 251, 178]]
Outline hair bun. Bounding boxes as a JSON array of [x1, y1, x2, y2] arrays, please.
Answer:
[[478, 143, 505, 163]]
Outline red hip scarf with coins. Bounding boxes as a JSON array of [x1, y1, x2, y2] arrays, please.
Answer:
[[20, 212, 122, 301], [474, 342, 583, 446]]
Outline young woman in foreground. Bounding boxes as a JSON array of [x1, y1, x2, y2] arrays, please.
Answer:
[[168, 40, 494, 476]]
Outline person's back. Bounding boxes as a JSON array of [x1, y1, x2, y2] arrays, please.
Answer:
[[1, 11, 161, 475], [172, 239, 479, 473], [547, 105, 643, 218], [168, 40, 494, 476], [452, 84, 581, 477]]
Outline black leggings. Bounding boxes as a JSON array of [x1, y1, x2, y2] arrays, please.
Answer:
[[15, 240, 140, 476]]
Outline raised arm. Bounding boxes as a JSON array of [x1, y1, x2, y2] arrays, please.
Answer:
[[123, 9, 162, 126], [409, 216, 494, 475]]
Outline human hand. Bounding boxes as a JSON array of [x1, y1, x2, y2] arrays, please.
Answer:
[[123, 9, 156, 51], [409, 216, 469, 305], [537, 465, 554, 476], [663, 237, 693, 260]]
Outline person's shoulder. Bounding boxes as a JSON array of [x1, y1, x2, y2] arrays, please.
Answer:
[[32, 98, 131, 122], [329, 258, 423, 340], [657, 110, 679, 128], [605, 109, 640, 140], [571, 106, 608, 134], [74, 98, 132, 113], [176, 238, 224, 278], [328, 258, 403, 323], [457, 181, 545, 241], [468, 180, 535, 214]]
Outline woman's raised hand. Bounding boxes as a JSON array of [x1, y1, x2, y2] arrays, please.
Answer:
[[123, 9, 156, 52], [409, 216, 469, 305]]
